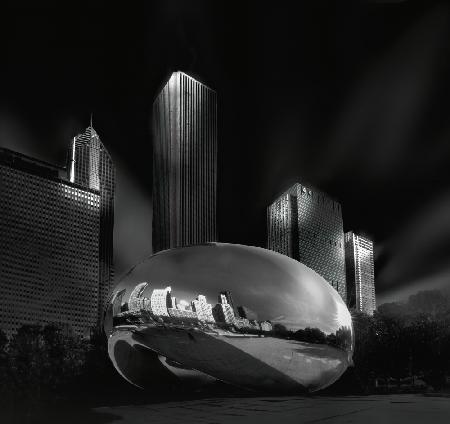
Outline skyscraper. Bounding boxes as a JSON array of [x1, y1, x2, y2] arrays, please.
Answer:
[[150, 286, 172, 316], [68, 125, 115, 322], [345, 232, 376, 315], [219, 291, 236, 316], [0, 124, 114, 338], [267, 183, 346, 300], [111, 289, 126, 317], [128, 282, 149, 312], [212, 302, 235, 324], [152, 71, 217, 253], [191, 295, 215, 323]]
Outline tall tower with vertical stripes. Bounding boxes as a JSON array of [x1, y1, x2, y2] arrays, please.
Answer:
[[345, 232, 376, 315], [68, 125, 115, 323], [152, 71, 217, 253]]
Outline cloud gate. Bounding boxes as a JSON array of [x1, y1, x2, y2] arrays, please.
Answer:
[[104, 243, 354, 393]]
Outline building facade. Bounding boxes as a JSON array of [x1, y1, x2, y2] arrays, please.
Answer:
[[0, 148, 100, 338], [68, 125, 115, 322], [191, 295, 215, 322], [0, 125, 115, 338], [152, 71, 217, 252], [259, 321, 273, 332], [212, 303, 235, 324], [233, 317, 250, 329], [219, 291, 237, 316], [128, 282, 149, 312], [267, 183, 346, 300], [150, 287, 172, 316], [345, 232, 376, 315], [167, 308, 198, 320]]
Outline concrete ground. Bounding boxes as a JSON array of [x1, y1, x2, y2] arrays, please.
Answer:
[[94, 394, 450, 423]]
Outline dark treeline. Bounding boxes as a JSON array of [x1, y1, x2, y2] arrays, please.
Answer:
[[0, 324, 183, 423], [271, 324, 353, 351], [327, 290, 450, 394]]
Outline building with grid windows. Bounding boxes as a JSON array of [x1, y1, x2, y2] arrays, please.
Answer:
[[150, 286, 172, 317], [0, 148, 100, 338], [213, 293, 235, 324], [345, 232, 376, 315], [219, 291, 236, 316], [152, 71, 217, 252], [0, 125, 115, 338], [212, 302, 235, 324], [267, 183, 346, 300], [128, 282, 149, 312], [167, 308, 198, 320], [191, 294, 215, 323]]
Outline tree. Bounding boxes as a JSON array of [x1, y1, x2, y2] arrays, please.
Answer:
[[0, 329, 7, 352], [7, 323, 86, 404], [272, 323, 290, 337], [408, 290, 450, 317], [0, 329, 10, 400], [293, 327, 327, 344]]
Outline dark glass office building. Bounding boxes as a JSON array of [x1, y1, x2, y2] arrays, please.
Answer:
[[345, 231, 376, 315], [0, 125, 114, 338], [267, 183, 347, 301], [152, 71, 217, 252]]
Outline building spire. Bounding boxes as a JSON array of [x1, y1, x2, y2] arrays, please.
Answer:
[[90, 112, 93, 128]]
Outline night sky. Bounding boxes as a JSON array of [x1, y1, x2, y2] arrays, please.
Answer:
[[1, 0, 450, 304]]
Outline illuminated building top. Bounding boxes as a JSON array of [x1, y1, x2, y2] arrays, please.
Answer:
[[267, 183, 346, 300]]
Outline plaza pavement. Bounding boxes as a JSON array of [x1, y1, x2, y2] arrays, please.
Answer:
[[94, 394, 450, 423]]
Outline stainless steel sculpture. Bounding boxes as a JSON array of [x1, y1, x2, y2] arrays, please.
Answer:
[[105, 243, 354, 392]]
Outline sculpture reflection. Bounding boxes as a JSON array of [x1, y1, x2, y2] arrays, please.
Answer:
[[105, 243, 353, 392]]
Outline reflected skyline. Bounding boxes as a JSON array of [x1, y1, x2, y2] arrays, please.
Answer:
[[113, 283, 274, 333], [105, 243, 353, 393], [113, 243, 352, 335]]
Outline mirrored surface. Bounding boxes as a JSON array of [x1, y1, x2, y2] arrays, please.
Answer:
[[105, 243, 353, 392]]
